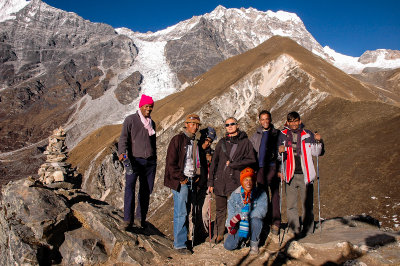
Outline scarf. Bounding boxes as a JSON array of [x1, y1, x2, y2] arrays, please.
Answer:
[[286, 125, 303, 155], [238, 187, 253, 238], [184, 131, 201, 176], [138, 110, 155, 136]]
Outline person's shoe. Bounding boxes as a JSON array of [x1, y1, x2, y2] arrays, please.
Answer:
[[140, 220, 149, 229], [133, 219, 143, 229], [249, 241, 259, 255], [175, 248, 192, 255], [271, 225, 280, 235], [214, 235, 224, 244], [122, 220, 133, 231]]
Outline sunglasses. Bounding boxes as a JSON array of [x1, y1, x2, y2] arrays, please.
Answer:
[[225, 122, 237, 127]]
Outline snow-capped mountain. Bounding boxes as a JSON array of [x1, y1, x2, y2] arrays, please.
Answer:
[[324, 46, 400, 74]]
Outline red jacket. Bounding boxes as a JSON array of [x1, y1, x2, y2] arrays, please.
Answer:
[[279, 127, 323, 184]]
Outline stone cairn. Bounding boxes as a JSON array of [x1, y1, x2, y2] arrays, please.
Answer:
[[38, 127, 77, 185]]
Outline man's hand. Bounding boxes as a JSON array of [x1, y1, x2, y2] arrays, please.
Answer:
[[206, 154, 212, 163], [119, 153, 127, 161], [208, 186, 214, 194], [278, 145, 285, 153], [180, 178, 188, 185], [277, 172, 284, 181], [314, 132, 322, 141], [226, 160, 230, 166]]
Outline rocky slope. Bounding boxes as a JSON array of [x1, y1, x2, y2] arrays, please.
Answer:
[[352, 67, 400, 97], [0, 0, 138, 153]]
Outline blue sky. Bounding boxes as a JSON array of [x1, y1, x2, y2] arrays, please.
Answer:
[[44, 0, 399, 57]]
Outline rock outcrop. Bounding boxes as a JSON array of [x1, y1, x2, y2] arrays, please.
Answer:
[[0, 0, 138, 153], [0, 177, 175, 265]]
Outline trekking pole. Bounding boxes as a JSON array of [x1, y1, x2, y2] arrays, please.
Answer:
[[209, 192, 212, 248], [279, 141, 287, 248], [317, 150, 322, 235], [279, 153, 283, 244], [190, 178, 195, 249]]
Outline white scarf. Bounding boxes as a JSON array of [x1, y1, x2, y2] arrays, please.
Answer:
[[138, 110, 155, 136]]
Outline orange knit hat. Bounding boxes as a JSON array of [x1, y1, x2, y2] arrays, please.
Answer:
[[240, 167, 256, 186]]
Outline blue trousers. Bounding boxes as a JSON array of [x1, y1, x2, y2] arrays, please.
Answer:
[[124, 157, 156, 223], [224, 218, 263, 250], [172, 181, 198, 249]]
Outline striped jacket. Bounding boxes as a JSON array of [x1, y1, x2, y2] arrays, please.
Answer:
[[278, 127, 323, 184]]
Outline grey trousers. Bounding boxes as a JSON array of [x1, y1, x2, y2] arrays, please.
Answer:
[[285, 174, 314, 235]]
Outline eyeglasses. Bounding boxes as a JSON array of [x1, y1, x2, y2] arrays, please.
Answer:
[[225, 122, 237, 127]]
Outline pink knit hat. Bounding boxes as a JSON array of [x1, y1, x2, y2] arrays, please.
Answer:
[[139, 94, 154, 108]]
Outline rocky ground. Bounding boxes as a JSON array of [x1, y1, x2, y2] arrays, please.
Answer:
[[1, 176, 399, 265], [170, 219, 400, 265]]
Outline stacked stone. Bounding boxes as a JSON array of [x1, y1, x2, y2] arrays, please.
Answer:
[[38, 127, 75, 185]]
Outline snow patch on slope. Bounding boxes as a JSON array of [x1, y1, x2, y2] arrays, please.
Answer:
[[258, 54, 299, 97], [0, 0, 29, 22]]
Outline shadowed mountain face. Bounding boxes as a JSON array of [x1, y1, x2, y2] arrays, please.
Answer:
[[66, 37, 400, 231], [0, 0, 138, 152], [352, 68, 400, 97]]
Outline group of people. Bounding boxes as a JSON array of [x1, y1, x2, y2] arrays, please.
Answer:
[[118, 94, 324, 255]]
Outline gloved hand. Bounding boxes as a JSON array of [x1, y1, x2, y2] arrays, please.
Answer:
[[228, 214, 241, 235]]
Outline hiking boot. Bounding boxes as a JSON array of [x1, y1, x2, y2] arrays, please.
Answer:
[[122, 220, 132, 231], [176, 248, 192, 255], [271, 225, 280, 235], [249, 241, 259, 255]]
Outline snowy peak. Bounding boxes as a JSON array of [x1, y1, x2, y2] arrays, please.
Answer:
[[0, 0, 29, 22], [359, 49, 400, 64], [324, 46, 400, 74]]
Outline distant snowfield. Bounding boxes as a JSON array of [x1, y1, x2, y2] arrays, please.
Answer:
[[0, 0, 29, 22], [324, 46, 400, 74], [116, 28, 179, 101]]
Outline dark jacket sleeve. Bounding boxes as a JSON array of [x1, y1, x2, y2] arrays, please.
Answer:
[[166, 135, 186, 183], [208, 140, 221, 187], [229, 139, 257, 170], [118, 117, 131, 156]]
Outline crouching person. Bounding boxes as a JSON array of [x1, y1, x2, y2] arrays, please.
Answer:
[[224, 167, 267, 255]]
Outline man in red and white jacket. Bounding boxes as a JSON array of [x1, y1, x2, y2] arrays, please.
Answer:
[[277, 111, 324, 237]]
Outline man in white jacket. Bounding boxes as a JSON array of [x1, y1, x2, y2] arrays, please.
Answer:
[[278, 111, 324, 238]]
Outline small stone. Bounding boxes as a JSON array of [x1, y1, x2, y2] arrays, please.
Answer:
[[287, 241, 312, 260], [53, 171, 65, 182]]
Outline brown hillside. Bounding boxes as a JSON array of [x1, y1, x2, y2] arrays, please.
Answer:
[[152, 36, 380, 129], [68, 124, 121, 175], [352, 68, 400, 98], [303, 97, 400, 228]]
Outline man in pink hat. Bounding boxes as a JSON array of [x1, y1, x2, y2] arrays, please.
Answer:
[[118, 94, 156, 230]]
